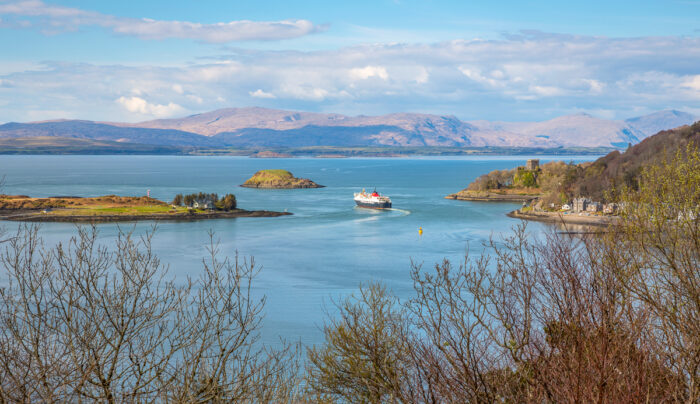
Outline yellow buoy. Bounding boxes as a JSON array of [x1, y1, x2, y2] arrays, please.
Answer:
[[418, 227, 423, 235]]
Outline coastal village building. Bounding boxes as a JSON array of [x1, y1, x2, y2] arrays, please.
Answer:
[[603, 203, 618, 215], [526, 159, 540, 170], [586, 202, 602, 213], [569, 198, 618, 215], [192, 201, 215, 210], [573, 197, 590, 213]]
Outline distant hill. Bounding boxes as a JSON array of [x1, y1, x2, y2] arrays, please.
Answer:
[[0, 120, 223, 147], [125, 107, 480, 147], [468, 113, 644, 148], [0, 107, 696, 150], [114, 107, 700, 148], [120, 107, 349, 136], [566, 121, 700, 200], [625, 110, 698, 138]]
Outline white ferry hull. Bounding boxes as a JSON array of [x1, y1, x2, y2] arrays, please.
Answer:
[[354, 199, 392, 209]]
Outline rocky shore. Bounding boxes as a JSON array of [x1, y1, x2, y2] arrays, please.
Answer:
[[507, 209, 618, 227], [445, 191, 538, 202], [1, 209, 291, 223]]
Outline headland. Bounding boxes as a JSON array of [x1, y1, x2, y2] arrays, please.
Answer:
[[0, 194, 290, 223], [445, 190, 539, 202], [447, 158, 621, 226], [506, 209, 618, 227]]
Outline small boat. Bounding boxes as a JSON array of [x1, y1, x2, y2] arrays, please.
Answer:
[[354, 188, 392, 209]]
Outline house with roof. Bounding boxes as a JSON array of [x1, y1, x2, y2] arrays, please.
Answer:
[[573, 197, 590, 212], [586, 201, 602, 213]]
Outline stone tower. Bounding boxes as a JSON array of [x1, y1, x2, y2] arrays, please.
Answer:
[[526, 159, 540, 170]]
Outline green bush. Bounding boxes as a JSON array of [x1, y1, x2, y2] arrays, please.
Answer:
[[216, 194, 237, 211], [515, 170, 537, 187]]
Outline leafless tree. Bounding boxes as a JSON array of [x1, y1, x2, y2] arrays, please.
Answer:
[[307, 222, 682, 403], [406, 257, 502, 403], [0, 224, 301, 403]]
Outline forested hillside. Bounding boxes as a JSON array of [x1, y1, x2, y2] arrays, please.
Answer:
[[454, 122, 700, 203]]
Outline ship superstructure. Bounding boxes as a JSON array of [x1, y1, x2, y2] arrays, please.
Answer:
[[354, 188, 392, 209]]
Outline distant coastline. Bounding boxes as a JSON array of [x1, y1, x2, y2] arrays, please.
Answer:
[[0, 140, 615, 157]]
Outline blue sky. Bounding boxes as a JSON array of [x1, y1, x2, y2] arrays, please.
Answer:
[[0, 0, 699, 123]]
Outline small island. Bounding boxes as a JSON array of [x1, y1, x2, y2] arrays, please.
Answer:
[[0, 193, 290, 223], [240, 169, 324, 189]]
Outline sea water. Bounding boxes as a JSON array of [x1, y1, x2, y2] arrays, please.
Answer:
[[0, 155, 597, 346]]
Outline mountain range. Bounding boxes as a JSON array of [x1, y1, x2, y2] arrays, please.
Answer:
[[0, 107, 696, 150]]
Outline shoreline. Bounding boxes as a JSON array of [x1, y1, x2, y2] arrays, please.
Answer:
[[0, 209, 291, 223], [507, 209, 618, 227], [445, 193, 538, 202]]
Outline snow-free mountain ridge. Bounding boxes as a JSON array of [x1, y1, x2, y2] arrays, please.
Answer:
[[0, 108, 696, 149]]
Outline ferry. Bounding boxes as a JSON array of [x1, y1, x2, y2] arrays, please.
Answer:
[[354, 188, 392, 209]]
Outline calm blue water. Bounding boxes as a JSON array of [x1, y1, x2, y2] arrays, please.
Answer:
[[0, 155, 596, 346]]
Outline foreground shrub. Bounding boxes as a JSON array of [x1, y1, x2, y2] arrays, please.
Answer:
[[0, 225, 300, 403], [306, 147, 699, 403]]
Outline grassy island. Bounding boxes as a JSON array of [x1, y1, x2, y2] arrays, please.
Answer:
[[0, 194, 290, 222], [240, 169, 324, 189]]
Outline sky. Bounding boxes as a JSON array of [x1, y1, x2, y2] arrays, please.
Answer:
[[0, 0, 699, 123]]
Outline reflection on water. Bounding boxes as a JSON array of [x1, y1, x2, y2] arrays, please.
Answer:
[[552, 222, 610, 235]]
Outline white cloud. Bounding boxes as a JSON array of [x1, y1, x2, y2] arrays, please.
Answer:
[[349, 66, 388, 80], [0, 0, 91, 18], [280, 85, 330, 101], [195, 62, 241, 82], [530, 85, 564, 97], [459, 66, 507, 88], [0, 0, 323, 42], [414, 67, 429, 84], [249, 89, 276, 99], [187, 94, 203, 104], [583, 79, 605, 94], [115, 96, 185, 117], [684, 75, 700, 91], [1, 32, 700, 122], [111, 18, 320, 43]]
